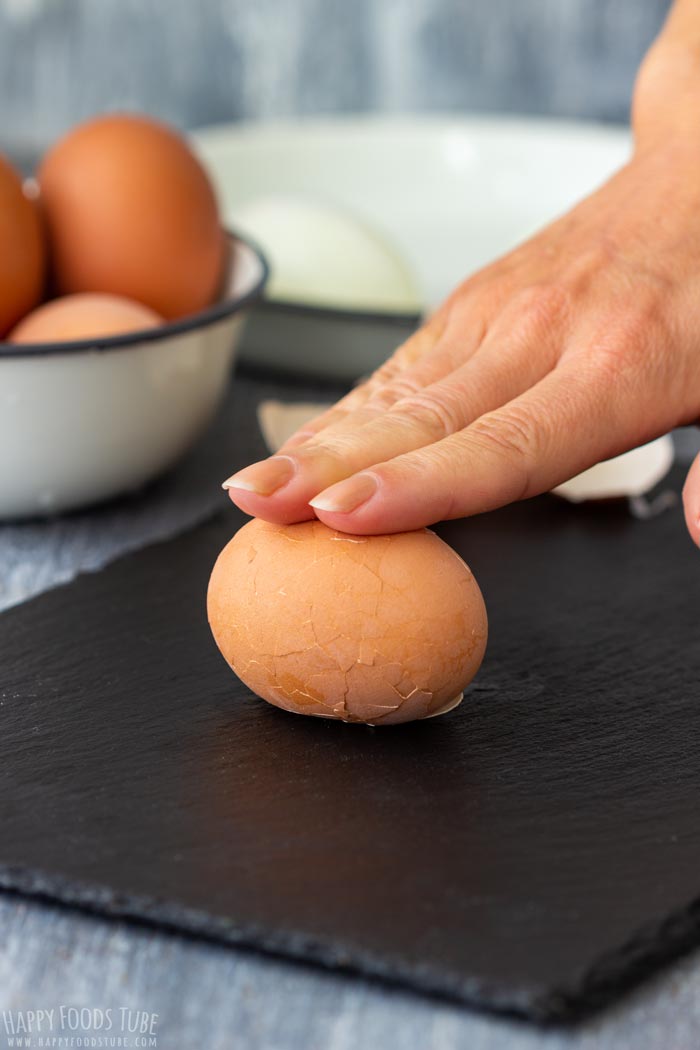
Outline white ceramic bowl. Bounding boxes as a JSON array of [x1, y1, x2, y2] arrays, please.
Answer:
[[193, 115, 631, 379], [0, 233, 267, 520]]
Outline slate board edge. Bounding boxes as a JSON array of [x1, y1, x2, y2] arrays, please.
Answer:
[[1, 862, 699, 1024]]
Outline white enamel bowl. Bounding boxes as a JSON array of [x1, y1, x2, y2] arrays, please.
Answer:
[[0, 233, 267, 520], [192, 115, 632, 379]]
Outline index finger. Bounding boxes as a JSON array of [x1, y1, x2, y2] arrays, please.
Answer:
[[309, 358, 661, 533]]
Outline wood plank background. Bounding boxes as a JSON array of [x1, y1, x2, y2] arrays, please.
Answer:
[[0, 0, 670, 162]]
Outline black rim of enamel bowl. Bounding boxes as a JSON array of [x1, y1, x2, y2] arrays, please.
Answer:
[[257, 298, 423, 327], [0, 229, 270, 358]]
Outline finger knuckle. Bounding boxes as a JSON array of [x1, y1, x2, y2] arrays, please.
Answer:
[[366, 350, 408, 390], [388, 319, 439, 372], [469, 407, 542, 500], [372, 361, 398, 386], [586, 312, 657, 389], [365, 334, 428, 398], [511, 282, 572, 333], [367, 373, 424, 410], [588, 341, 631, 386], [389, 390, 463, 440], [297, 436, 352, 465]]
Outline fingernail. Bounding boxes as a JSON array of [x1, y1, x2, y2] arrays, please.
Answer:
[[309, 472, 379, 514], [222, 455, 295, 496]]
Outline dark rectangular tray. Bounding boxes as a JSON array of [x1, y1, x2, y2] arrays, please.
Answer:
[[1, 472, 699, 1021]]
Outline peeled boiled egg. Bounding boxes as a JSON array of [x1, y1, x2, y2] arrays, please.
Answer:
[[0, 155, 45, 337], [208, 518, 487, 726], [38, 113, 226, 320], [8, 292, 163, 343], [232, 194, 422, 313]]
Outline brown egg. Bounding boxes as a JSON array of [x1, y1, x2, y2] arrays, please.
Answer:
[[0, 156, 45, 336], [8, 292, 163, 343], [208, 518, 488, 726], [38, 113, 226, 320]]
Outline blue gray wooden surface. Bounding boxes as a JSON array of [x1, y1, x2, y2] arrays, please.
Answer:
[[1, 1, 695, 1047], [0, 0, 671, 161], [2, 893, 700, 1050]]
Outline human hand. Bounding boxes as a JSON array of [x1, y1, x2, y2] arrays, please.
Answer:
[[225, 142, 700, 541]]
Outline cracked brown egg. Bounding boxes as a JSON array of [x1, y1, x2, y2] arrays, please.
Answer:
[[207, 518, 488, 726]]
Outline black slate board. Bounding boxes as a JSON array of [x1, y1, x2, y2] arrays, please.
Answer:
[[2, 472, 700, 1021]]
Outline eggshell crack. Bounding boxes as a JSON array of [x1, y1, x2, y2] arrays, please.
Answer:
[[207, 519, 488, 726]]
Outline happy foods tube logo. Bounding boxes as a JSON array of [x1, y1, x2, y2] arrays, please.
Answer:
[[1, 1007, 158, 1048]]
